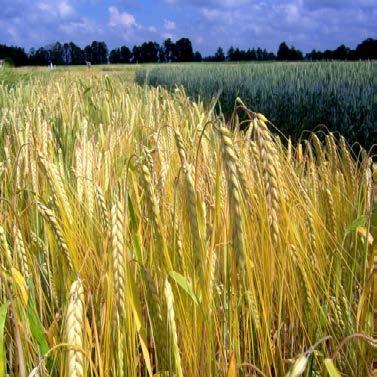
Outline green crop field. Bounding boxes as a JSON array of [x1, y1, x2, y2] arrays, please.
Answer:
[[0, 65, 375, 376], [137, 61, 377, 149]]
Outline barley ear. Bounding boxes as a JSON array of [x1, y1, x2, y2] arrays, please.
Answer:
[[164, 279, 183, 377], [66, 278, 85, 377]]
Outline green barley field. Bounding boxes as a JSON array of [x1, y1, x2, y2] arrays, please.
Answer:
[[0, 63, 375, 376], [137, 61, 377, 149]]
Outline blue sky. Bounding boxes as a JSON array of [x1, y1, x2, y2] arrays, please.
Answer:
[[0, 0, 376, 54]]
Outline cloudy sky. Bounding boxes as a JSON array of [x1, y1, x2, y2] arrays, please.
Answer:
[[0, 0, 376, 54]]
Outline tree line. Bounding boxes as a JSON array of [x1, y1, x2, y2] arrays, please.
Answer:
[[0, 37, 376, 66]]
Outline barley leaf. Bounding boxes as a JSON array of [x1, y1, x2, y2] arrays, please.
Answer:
[[324, 358, 341, 377], [169, 271, 199, 305], [27, 281, 49, 357], [0, 302, 9, 377], [227, 352, 237, 377], [346, 215, 367, 233]]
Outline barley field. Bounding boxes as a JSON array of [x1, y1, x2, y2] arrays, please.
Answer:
[[136, 61, 377, 149], [0, 68, 375, 376]]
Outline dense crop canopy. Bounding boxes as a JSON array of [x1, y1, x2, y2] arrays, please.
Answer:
[[0, 71, 374, 376]]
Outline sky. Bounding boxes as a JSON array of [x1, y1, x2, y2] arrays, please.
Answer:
[[0, 0, 376, 55]]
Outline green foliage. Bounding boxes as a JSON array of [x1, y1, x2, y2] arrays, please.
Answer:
[[168, 271, 199, 305], [0, 303, 9, 377]]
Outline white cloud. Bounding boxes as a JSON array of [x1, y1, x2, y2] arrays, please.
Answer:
[[284, 3, 300, 23], [162, 32, 174, 39], [164, 0, 251, 8], [5, 25, 18, 40], [108, 6, 138, 28], [215, 0, 250, 7], [164, 19, 176, 30], [201, 7, 239, 25], [201, 8, 223, 21], [37, 0, 74, 18], [58, 1, 74, 17], [0, 0, 376, 55], [195, 35, 204, 44], [38, 2, 53, 13], [59, 18, 100, 36]]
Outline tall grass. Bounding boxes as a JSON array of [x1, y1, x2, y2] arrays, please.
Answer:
[[136, 61, 377, 149], [0, 71, 374, 376]]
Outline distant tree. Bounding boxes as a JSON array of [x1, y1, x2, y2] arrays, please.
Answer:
[[119, 46, 131, 63], [0, 44, 29, 66], [227, 46, 235, 61], [226, 46, 274, 61], [69, 42, 85, 65], [163, 38, 177, 62], [85, 41, 108, 64], [204, 47, 225, 62], [131, 42, 159, 63], [28, 48, 37, 64], [306, 39, 377, 61], [4, 36, 375, 67], [132, 45, 142, 63], [140, 41, 160, 63], [109, 48, 121, 63], [355, 38, 377, 60], [290, 47, 303, 61], [158, 46, 167, 63], [175, 38, 194, 62], [323, 49, 334, 60], [333, 44, 351, 60], [84, 45, 93, 63], [193, 51, 202, 62], [49, 42, 64, 65], [266, 51, 276, 60], [233, 48, 246, 61], [96, 41, 108, 64], [277, 42, 303, 61], [214, 47, 225, 62], [62, 43, 71, 64], [306, 49, 322, 61], [277, 42, 290, 60], [29, 47, 49, 65], [247, 48, 257, 60], [110, 46, 132, 63]]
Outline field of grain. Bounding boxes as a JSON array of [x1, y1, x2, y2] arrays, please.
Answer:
[[0, 68, 375, 376], [137, 61, 377, 149]]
